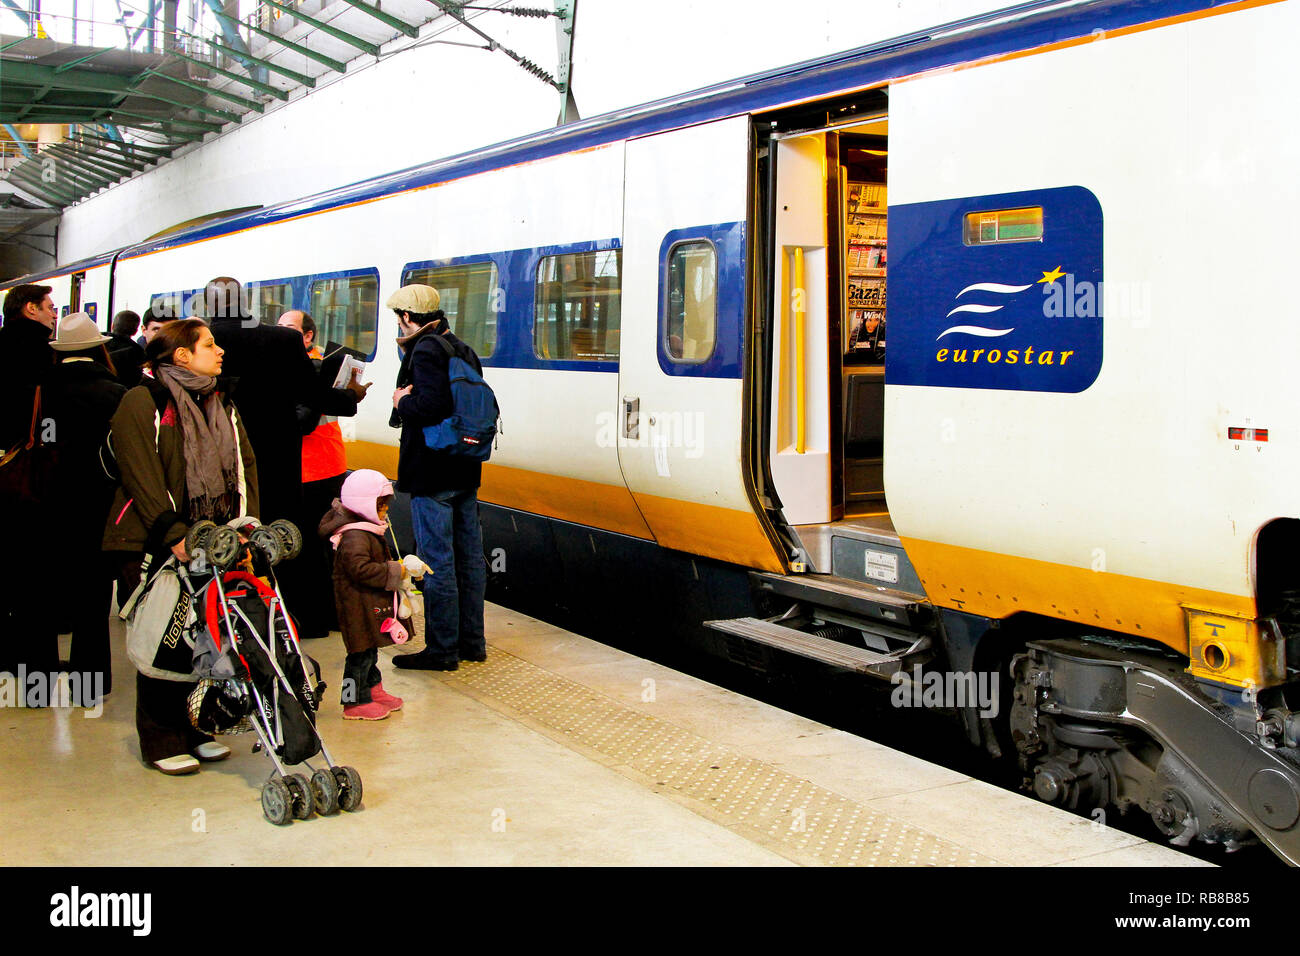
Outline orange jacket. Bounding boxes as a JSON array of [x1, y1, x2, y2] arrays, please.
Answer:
[[303, 346, 348, 482]]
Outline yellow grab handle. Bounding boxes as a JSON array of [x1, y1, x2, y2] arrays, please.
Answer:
[[793, 247, 806, 454]]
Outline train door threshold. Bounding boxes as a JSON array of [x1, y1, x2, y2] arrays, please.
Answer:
[[790, 513, 927, 597], [704, 569, 934, 680]]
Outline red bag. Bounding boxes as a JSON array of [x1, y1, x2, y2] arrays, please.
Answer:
[[0, 385, 58, 505]]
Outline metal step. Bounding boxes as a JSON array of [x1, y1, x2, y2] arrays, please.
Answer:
[[704, 616, 928, 677], [750, 571, 931, 628]]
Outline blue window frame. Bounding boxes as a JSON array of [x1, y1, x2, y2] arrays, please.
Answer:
[[656, 221, 746, 378]]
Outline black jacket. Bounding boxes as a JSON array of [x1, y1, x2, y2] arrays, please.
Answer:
[[391, 327, 482, 496], [106, 332, 146, 389], [210, 318, 358, 522], [0, 316, 53, 449], [43, 359, 127, 548]]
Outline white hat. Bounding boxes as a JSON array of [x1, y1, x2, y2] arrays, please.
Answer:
[[385, 285, 440, 313], [52, 312, 113, 352]]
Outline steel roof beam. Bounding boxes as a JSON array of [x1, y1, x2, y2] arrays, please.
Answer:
[[204, 36, 317, 88], [39, 156, 120, 194], [74, 130, 176, 158], [108, 120, 206, 143], [0, 61, 239, 124], [0, 108, 116, 124], [162, 49, 290, 101], [144, 69, 265, 113], [127, 81, 242, 124], [33, 154, 114, 192], [217, 13, 349, 74], [63, 137, 153, 171], [257, 0, 379, 55], [111, 107, 226, 133], [54, 46, 119, 73], [48, 144, 136, 178], [6, 167, 79, 206], [338, 0, 419, 39], [65, 140, 153, 173]]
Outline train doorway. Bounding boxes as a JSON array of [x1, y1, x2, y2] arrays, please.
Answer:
[[764, 109, 921, 594]]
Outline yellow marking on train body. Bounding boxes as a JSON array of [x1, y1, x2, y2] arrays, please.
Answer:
[[901, 536, 1268, 680], [1184, 607, 1285, 689], [629, 491, 786, 573]]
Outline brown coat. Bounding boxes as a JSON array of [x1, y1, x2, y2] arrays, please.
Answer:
[[320, 503, 405, 654], [103, 376, 259, 553]]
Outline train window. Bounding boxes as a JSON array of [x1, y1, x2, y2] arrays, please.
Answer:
[[148, 289, 202, 320], [309, 273, 379, 357], [249, 282, 293, 325], [963, 206, 1043, 245], [534, 249, 622, 362], [402, 261, 498, 357], [665, 240, 717, 362]]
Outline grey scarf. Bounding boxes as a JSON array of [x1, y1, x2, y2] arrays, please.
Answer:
[[155, 363, 239, 522]]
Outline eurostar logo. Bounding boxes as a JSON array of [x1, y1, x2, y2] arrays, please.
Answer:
[[888, 185, 1104, 394], [935, 271, 1069, 342]]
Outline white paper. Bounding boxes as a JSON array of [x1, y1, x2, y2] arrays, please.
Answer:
[[332, 355, 366, 389]]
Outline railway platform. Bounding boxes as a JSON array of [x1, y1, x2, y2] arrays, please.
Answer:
[[0, 602, 1206, 867]]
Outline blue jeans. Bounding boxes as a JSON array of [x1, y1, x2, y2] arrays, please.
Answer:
[[410, 489, 486, 661]]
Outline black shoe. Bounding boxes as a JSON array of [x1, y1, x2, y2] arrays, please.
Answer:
[[392, 652, 458, 671], [459, 649, 487, 663]]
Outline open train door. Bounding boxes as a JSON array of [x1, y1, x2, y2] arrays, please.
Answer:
[[618, 117, 785, 572]]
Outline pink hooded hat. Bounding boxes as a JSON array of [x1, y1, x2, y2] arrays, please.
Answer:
[[340, 469, 392, 524]]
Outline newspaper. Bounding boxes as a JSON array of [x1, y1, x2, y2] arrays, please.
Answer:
[[332, 354, 366, 390]]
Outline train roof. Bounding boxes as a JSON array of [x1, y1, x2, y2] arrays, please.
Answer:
[[6, 0, 1227, 283]]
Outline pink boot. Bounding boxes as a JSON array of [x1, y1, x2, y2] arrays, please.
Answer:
[[371, 683, 403, 712], [343, 701, 390, 721]]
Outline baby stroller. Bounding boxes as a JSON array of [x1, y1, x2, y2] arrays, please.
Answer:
[[181, 518, 363, 826]]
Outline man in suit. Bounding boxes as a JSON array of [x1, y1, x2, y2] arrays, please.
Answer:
[[204, 276, 368, 524], [204, 278, 369, 638]]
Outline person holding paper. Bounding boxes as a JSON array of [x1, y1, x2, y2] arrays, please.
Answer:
[[279, 309, 357, 639]]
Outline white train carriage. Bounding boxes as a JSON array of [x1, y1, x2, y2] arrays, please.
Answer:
[[7, 0, 1300, 862]]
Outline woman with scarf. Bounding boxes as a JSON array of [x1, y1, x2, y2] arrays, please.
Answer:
[[104, 319, 260, 775]]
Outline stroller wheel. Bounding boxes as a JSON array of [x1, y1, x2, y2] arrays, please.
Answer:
[[311, 769, 340, 815], [333, 765, 363, 812], [261, 777, 293, 826], [208, 526, 241, 569], [286, 773, 315, 820], [185, 520, 216, 559], [249, 526, 283, 565], [269, 519, 304, 561]]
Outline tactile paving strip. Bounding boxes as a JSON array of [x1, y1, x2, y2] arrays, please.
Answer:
[[450, 650, 996, 866]]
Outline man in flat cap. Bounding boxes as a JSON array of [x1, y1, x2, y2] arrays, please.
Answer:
[[387, 284, 487, 671]]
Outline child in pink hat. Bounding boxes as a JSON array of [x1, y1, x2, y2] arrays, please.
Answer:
[[318, 469, 412, 719]]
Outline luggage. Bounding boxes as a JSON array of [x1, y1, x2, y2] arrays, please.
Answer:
[[121, 555, 200, 682]]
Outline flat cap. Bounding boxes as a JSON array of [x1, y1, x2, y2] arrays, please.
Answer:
[[386, 284, 440, 313]]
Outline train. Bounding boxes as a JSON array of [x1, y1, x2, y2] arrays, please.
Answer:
[[6, 0, 1300, 863]]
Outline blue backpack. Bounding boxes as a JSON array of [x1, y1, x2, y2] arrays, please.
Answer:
[[421, 334, 499, 461]]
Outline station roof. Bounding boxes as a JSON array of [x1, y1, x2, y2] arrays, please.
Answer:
[[0, 1, 576, 217]]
